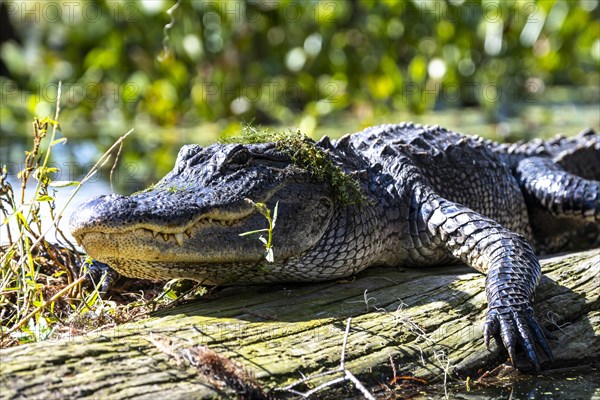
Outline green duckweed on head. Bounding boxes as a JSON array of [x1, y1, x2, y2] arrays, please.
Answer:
[[220, 125, 365, 205]]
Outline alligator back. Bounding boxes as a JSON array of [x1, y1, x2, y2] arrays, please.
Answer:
[[346, 124, 531, 238], [345, 123, 599, 253]]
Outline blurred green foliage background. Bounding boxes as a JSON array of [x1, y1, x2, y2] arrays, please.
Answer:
[[1, 0, 599, 189]]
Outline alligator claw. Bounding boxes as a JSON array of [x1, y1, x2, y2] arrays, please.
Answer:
[[484, 304, 552, 370], [529, 315, 555, 363], [83, 259, 120, 293]]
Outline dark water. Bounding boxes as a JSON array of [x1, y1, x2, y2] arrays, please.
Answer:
[[365, 364, 600, 399], [444, 368, 600, 399]]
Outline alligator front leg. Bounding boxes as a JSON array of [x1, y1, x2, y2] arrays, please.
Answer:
[[418, 193, 554, 370], [516, 157, 599, 221]]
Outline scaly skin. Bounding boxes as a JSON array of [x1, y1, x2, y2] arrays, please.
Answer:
[[69, 123, 600, 370]]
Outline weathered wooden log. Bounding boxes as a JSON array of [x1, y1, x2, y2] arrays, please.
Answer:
[[1, 250, 598, 399]]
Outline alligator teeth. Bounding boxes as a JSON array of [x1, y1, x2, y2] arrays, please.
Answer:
[[152, 230, 159, 238], [185, 229, 192, 238], [174, 233, 184, 247], [104, 233, 110, 240], [207, 218, 213, 224], [162, 233, 170, 242]]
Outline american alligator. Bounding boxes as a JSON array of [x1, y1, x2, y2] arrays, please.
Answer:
[[69, 123, 600, 370]]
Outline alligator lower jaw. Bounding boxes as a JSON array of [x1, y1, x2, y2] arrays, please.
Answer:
[[74, 213, 250, 248]]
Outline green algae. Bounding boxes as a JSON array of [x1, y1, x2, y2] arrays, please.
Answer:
[[221, 125, 366, 205]]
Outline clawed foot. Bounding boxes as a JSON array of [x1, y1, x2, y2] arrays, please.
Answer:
[[484, 303, 554, 371], [82, 259, 120, 293]]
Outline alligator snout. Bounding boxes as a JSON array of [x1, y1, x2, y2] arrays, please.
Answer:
[[69, 189, 207, 237], [69, 194, 131, 234]]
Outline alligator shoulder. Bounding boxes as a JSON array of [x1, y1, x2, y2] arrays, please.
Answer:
[[69, 123, 600, 370]]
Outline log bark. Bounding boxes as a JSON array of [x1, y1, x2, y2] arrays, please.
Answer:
[[1, 250, 598, 399]]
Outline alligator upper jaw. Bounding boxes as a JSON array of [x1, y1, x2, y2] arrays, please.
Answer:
[[72, 209, 254, 247]]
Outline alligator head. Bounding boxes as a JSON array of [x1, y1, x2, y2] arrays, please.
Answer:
[[69, 140, 369, 284]]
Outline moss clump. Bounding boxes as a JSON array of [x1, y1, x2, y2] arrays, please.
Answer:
[[220, 125, 365, 205]]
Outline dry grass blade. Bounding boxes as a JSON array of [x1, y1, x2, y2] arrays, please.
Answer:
[[0, 81, 139, 346]]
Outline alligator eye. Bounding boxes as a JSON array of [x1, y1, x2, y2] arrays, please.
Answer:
[[228, 149, 250, 166]]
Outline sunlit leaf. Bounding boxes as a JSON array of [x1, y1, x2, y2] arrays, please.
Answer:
[[239, 228, 269, 236], [49, 181, 80, 187], [36, 195, 55, 202], [265, 248, 274, 263], [272, 201, 279, 229], [15, 211, 29, 228]]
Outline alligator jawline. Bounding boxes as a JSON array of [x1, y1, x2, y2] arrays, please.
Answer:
[[75, 213, 252, 247]]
